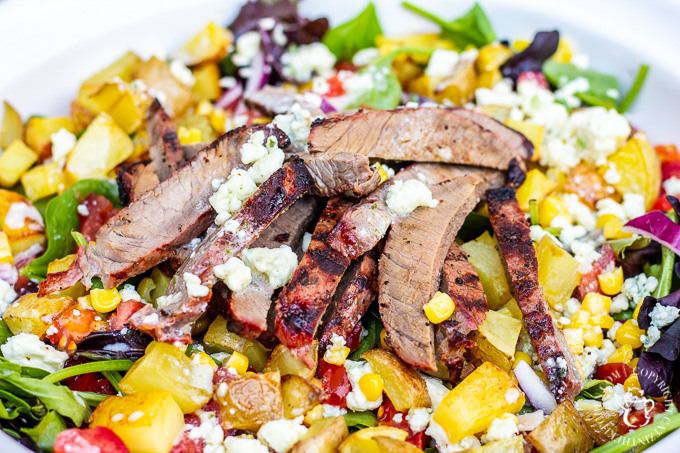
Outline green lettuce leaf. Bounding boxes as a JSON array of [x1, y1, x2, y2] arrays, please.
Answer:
[[542, 60, 620, 109], [323, 3, 383, 62]]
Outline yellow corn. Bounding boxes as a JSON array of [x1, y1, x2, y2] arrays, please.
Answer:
[[563, 328, 585, 355], [192, 351, 218, 371], [596, 214, 633, 240], [538, 195, 569, 228], [304, 404, 323, 426], [423, 292, 455, 324], [583, 326, 604, 348], [195, 100, 214, 116], [607, 344, 634, 364], [0, 232, 13, 265], [512, 40, 530, 52], [90, 288, 122, 313], [623, 373, 643, 397], [534, 369, 549, 385], [569, 310, 591, 329], [516, 169, 557, 211], [380, 328, 391, 350], [358, 373, 384, 402], [582, 293, 611, 317], [513, 351, 532, 369], [224, 351, 249, 375], [628, 358, 639, 372], [210, 109, 227, 135], [0, 140, 38, 187], [177, 126, 203, 145], [615, 320, 644, 348], [597, 267, 624, 296], [632, 299, 645, 322]]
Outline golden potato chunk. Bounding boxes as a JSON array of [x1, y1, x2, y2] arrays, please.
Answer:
[[264, 343, 318, 380], [536, 235, 581, 310], [527, 401, 594, 453], [3, 293, 75, 338], [462, 231, 512, 309], [282, 375, 326, 419], [132, 57, 192, 118], [469, 310, 522, 372], [292, 416, 348, 453], [0, 190, 46, 254], [216, 371, 282, 431]]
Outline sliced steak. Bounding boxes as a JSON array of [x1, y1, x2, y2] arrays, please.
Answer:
[[437, 242, 489, 381], [328, 163, 503, 259], [147, 100, 184, 181], [131, 156, 313, 342], [117, 162, 160, 206], [487, 186, 584, 401], [39, 125, 287, 294], [183, 142, 209, 161], [308, 108, 525, 170], [274, 196, 354, 366], [301, 152, 381, 197], [245, 85, 324, 117], [379, 176, 482, 372]]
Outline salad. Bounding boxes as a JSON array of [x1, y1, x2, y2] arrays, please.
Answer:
[[0, 1, 678, 452]]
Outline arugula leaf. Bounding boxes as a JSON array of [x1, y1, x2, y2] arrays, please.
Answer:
[[348, 312, 382, 361], [323, 3, 382, 62], [617, 63, 650, 114], [43, 359, 133, 384], [542, 60, 620, 109], [402, 2, 495, 49], [21, 410, 66, 452], [343, 410, 378, 433], [577, 379, 613, 400], [21, 179, 119, 280], [608, 236, 651, 259]]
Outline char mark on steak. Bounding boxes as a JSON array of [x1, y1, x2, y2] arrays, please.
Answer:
[[274, 196, 354, 366], [379, 176, 482, 372], [147, 100, 184, 181], [116, 162, 160, 206], [487, 186, 584, 401], [131, 156, 313, 343], [301, 152, 381, 197]]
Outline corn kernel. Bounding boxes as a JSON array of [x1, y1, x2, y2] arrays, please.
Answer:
[[538, 195, 569, 228], [177, 126, 203, 145], [597, 267, 624, 296], [582, 293, 611, 317], [304, 404, 323, 426], [623, 373, 643, 397], [615, 320, 644, 348], [563, 328, 585, 355], [590, 315, 615, 330], [358, 373, 384, 402], [0, 232, 13, 265], [90, 288, 122, 313], [423, 292, 455, 324], [195, 100, 213, 116], [192, 351, 218, 371], [513, 351, 532, 369], [210, 109, 227, 135], [224, 351, 249, 375], [607, 344, 634, 364], [596, 214, 633, 240], [569, 310, 591, 329], [0, 140, 39, 187], [628, 357, 639, 372], [380, 328, 391, 350], [516, 169, 557, 211], [583, 326, 603, 348]]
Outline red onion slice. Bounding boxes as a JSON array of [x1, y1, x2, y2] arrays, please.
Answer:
[[623, 211, 680, 256], [0, 263, 18, 285], [215, 83, 244, 110], [513, 361, 557, 414]]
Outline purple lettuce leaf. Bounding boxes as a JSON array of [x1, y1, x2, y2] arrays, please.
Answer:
[[500, 30, 559, 84], [637, 351, 676, 398]]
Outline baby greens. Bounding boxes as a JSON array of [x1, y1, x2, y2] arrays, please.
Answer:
[[577, 379, 613, 400], [323, 3, 383, 62], [348, 310, 382, 361], [542, 60, 620, 109], [343, 411, 378, 433], [617, 64, 650, 114]]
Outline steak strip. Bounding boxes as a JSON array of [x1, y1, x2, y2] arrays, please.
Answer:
[[379, 176, 482, 372], [328, 163, 504, 259], [131, 156, 313, 342], [117, 162, 160, 206], [308, 107, 525, 170], [274, 196, 354, 366], [147, 100, 184, 181], [301, 152, 381, 197], [487, 186, 584, 401]]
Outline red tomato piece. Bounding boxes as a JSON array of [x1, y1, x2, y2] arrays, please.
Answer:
[[325, 74, 346, 97], [78, 193, 119, 243], [108, 300, 146, 330], [656, 144, 680, 163], [661, 161, 680, 182], [518, 71, 549, 89], [593, 363, 633, 385], [317, 360, 351, 406], [653, 193, 673, 212], [378, 397, 429, 449], [619, 402, 666, 435], [573, 245, 616, 301], [54, 427, 130, 453]]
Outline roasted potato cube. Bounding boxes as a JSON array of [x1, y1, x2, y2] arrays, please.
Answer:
[[433, 362, 525, 444], [216, 371, 282, 431], [203, 315, 271, 371], [434, 60, 478, 105], [85, 51, 142, 85], [0, 140, 38, 188], [579, 409, 619, 446], [264, 343, 318, 380], [176, 22, 233, 66], [339, 426, 409, 453], [0, 101, 24, 149], [292, 416, 348, 453], [21, 161, 66, 201], [118, 341, 213, 413], [89, 391, 184, 453], [361, 349, 430, 411], [606, 132, 660, 210], [176, 114, 217, 143], [468, 435, 524, 452], [498, 298, 522, 320], [527, 401, 594, 453], [24, 116, 75, 160], [536, 235, 581, 310], [0, 190, 46, 254], [133, 57, 192, 118], [504, 119, 544, 161], [282, 375, 326, 419], [192, 63, 222, 101], [3, 293, 76, 337], [462, 231, 512, 309], [374, 436, 424, 453], [89, 82, 151, 134], [469, 310, 522, 372], [0, 232, 12, 264]]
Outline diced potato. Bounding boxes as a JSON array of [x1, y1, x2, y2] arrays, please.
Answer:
[[0, 190, 46, 254], [133, 57, 192, 118], [0, 232, 12, 264], [606, 132, 661, 210], [192, 63, 222, 101], [0, 101, 24, 149], [504, 119, 544, 161], [89, 391, 184, 453], [516, 169, 557, 211], [433, 60, 478, 106], [580, 409, 619, 446], [216, 371, 282, 431], [339, 427, 409, 453], [292, 416, 348, 453], [21, 161, 66, 201], [462, 231, 512, 309], [468, 435, 524, 453], [536, 235, 581, 310], [176, 22, 233, 66], [130, 129, 149, 160], [527, 401, 594, 453], [373, 436, 423, 453], [432, 362, 525, 444], [71, 84, 103, 133], [3, 293, 76, 337], [469, 310, 522, 372], [392, 59, 423, 87], [65, 113, 134, 181], [118, 341, 213, 414], [281, 375, 326, 419], [24, 117, 75, 159], [176, 114, 217, 143], [84, 51, 142, 85], [476, 43, 514, 73], [90, 82, 151, 134], [477, 68, 502, 89], [376, 33, 453, 64], [264, 343, 318, 380], [0, 140, 38, 187], [499, 298, 522, 320], [361, 349, 430, 411], [406, 74, 434, 99], [203, 315, 271, 371], [538, 195, 570, 229]]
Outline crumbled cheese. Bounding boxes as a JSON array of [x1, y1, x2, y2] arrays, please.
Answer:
[[112, 413, 124, 422], [563, 107, 631, 167], [550, 215, 587, 249], [516, 330, 538, 364], [281, 43, 336, 82], [602, 384, 634, 414], [240, 130, 269, 164], [118, 284, 142, 302], [322, 404, 347, 418], [406, 407, 431, 433], [210, 169, 258, 225], [189, 354, 215, 393], [649, 304, 680, 328], [257, 416, 308, 453], [184, 272, 210, 298], [622, 193, 646, 221], [641, 326, 661, 348], [50, 128, 76, 162], [421, 374, 450, 411], [4, 202, 43, 229], [603, 163, 622, 185], [560, 194, 597, 230], [302, 232, 312, 253], [609, 295, 629, 314], [272, 24, 288, 46], [663, 176, 680, 197], [187, 410, 224, 453], [272, 104, 317, 150], [426, 421, 481, 453], [386, 179, 438, 216], [233, 31, 261, 67], [596, 197, 627, 222], [323, 333, 348, 366], [76, 203, 90, 217], [571, 240, 602, 274], [425, 49, 460, 78], [241, 245, 298, 289], [219, 76, 237, 89], [247, 148, 285, 184], [607, 321, 623, 340], [529, 225, 562, 246], [169, 60, 195, 87], [156, 292, 182, 309], [0, 278, 17, 317], [224, 436, 269, 453], [0, 333, 68, 372], [564, 298, 582, 318], [576, 349, 598, 379], [259, 17, 276, 31], [555, 77, 589, 108], [344, 359, 382, 411], [351, 47, 380, 67], [480, 415, 519, 444], [621, 274, 658, 306], [213, 257, 252, 292], [475, 79, 520, 108]]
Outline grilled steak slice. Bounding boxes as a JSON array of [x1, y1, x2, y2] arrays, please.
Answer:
[[301, 152, 381, 197], [319, 244, 380, 354], [275, 196, 354, 365], [379, 176, 482, 372], [39, 125, 286, 294], [245, 85, 325, 117], [117, 162, 160, 206], [131, 156, 313, 342], [182, 142, 209, 161], [308, 108, 525, 170], [487, 186, 584, 401], [329, 163, 504, 259], [438, 242, 489, 381], [148, 101, 184, 181]]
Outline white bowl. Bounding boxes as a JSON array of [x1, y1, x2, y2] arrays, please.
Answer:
[[0, 0, 678, 451]]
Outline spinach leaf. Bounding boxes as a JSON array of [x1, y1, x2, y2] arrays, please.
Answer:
[[577, 379, 613, 400], [0, 320, 12, 346], [323, 3, 382, 62], [21, 410, 65, 452], [74, 391, 109, 407], [348, 312, 382, 361], [343, 410, 378, 433], [542, 60, 620, 109], [612, 309, 633, 321], [402, 2, 495, 49], [617, 64, 649, 114], [21, 179, 119, 280]]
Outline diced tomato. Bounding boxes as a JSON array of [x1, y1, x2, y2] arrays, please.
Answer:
[[54, 427, 130, 453], [317, 360, 351, 406], [653, 193, 673, 212], [78, 193, 119, 243], [593, 363, 633, 385], [573, 245, 616, 301], [656, 144, 680, 163], [108, 300, 146, 330], [324, 74, 346, 97], [378, 397, 428, 449], [47, 308, 99, 351], [518, 71, 549, 89], [619, 402, 666, 435], [345, 323, 363, 352], [661, 160, 680, 182], [62, 356, 116, 395]]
